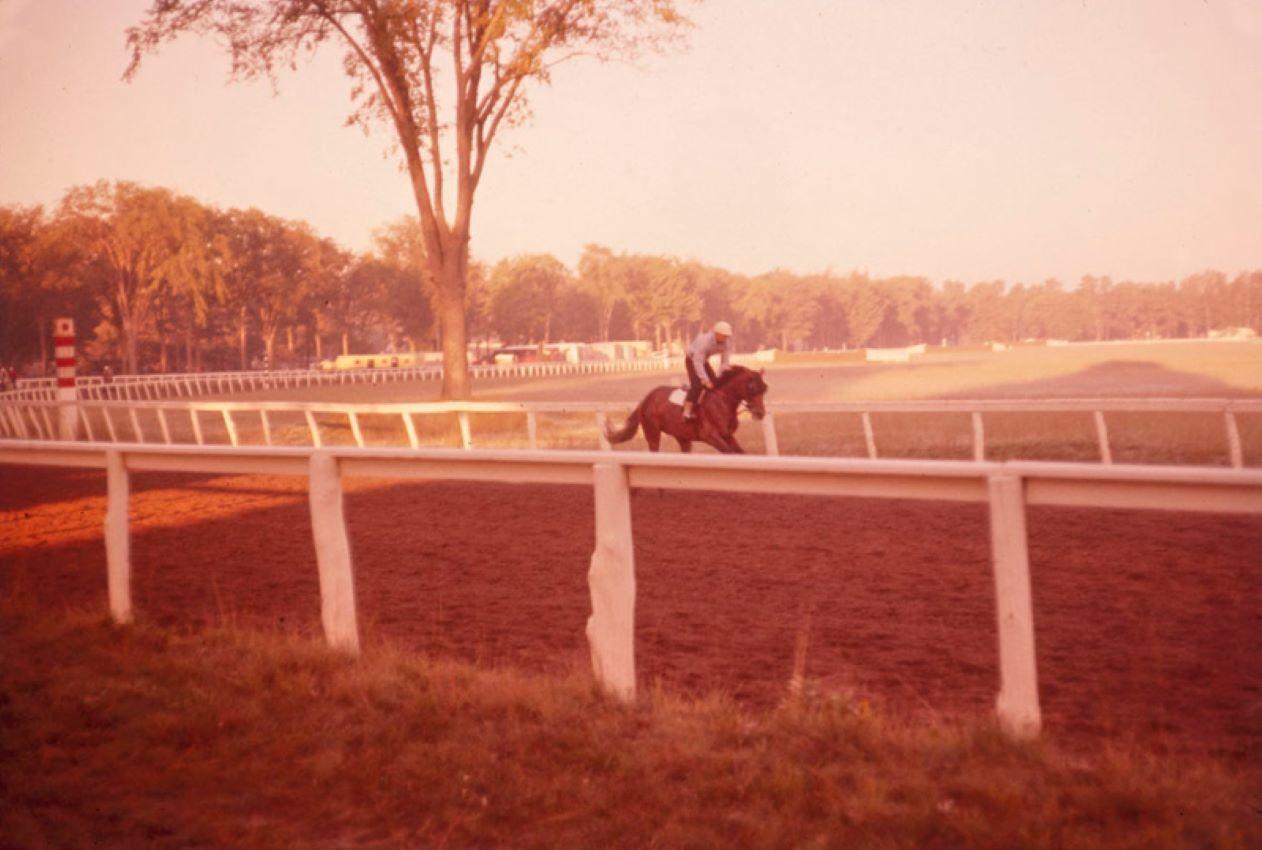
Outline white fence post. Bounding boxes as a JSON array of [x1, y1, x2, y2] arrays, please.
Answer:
[[972, 411, 986, 461], [1225, 411, 1243, 469], [861, 411, 877, 459], [105, 450, 133, 624], [526, 410, 539, 450], [587, 463, 636, 700], [458, 411, 472, 450], [987, 473, 1041, 739], [1093, 411, 1112, 464], [761, 412, 780, 456], [307, 452, 360, 654]]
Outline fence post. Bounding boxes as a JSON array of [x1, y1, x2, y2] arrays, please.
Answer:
[[861, 412, 877, 459], [458, 411, 472, 450], [972, 412, 986, 461], [1093, 411, 1112, 464], [222, 410, 239, 446], [53, 318, 78, 440], [105, 450, 132, 624], [987, 473, 1041, 739], [526, 410, 539, 450], [304, 410, 323, 447], [587, 463, 636, 700], [1225, 411, 1243, 469], [761, 412, 780, 456], [348, 411, 365, 448], [307, 452, 360, 654]]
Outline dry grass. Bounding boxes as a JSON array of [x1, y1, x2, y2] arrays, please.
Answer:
[[2, 602, 1258, 850]]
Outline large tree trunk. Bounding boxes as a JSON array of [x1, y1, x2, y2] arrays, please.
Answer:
[[434, 262, 470, 399]]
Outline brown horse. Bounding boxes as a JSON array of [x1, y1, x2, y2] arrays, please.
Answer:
[[604, 365, 768, 454]]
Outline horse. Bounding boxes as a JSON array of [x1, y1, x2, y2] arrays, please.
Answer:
[[603, 365, 768, 454]]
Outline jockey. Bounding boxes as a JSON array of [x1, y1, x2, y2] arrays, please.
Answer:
[[683, 321, 732, 420]]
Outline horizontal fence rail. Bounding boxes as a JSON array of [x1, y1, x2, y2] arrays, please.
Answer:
[[3, 440, 1260, 739], [2, 396, 1258, 468]]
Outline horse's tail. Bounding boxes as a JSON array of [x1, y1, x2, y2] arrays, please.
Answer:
[[604, 399, 644, 444]]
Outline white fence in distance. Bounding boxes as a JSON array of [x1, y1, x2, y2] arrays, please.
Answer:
[[4, 439, 1260, 738], [2, 396, 1257, 468], [0, 355, 679, 403]]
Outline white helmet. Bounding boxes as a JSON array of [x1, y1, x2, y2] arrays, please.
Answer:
[[714, 321, 733, 336]]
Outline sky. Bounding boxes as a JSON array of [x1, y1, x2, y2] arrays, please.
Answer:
[[1, 0, 1260, 285]]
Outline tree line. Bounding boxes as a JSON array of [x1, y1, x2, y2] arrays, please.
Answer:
[[1, 181, 1259, 376]]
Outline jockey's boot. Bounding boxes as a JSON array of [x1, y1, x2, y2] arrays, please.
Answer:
[[682, 401, 696, 421]]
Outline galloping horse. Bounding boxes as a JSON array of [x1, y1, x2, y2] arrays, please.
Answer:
[[604, 365, 769, 454]]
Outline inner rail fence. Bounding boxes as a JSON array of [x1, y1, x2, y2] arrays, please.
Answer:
[[2, 397, 1258, 468], [1, 356, 679, 403], [2, 440, 1259, 739]]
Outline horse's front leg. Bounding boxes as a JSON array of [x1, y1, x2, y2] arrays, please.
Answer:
[[698, 427, 738, 454], [725, 434, 746, 454]]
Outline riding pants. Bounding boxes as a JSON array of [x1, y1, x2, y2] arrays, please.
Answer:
[[685, 358, 718, 404]]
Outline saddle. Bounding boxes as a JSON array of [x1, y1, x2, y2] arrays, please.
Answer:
[[668, 386, 709, 407]]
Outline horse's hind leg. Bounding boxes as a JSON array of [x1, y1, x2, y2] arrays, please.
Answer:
[[676, 438, 692, 453], [725, 435, 745, 454], [643, 420, 662, 452]]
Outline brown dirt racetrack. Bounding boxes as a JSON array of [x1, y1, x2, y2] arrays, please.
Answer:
[[2, 465, 1259, 763]]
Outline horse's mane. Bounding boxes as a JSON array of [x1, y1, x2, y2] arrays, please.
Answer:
[[712, 365, 751, 391]]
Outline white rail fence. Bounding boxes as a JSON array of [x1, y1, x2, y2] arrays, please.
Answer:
[[0, 356, 678, 403], [2, 397, 1257, 468], [4, 440, 1260, 738]]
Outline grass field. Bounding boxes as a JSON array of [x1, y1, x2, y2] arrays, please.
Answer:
[[3, 604, 1258, 850], [100, 341, 1262, 464]]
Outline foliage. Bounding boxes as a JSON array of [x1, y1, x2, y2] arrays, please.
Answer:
[[2, 184, 1260, 376], [124, 0, 695, 399]]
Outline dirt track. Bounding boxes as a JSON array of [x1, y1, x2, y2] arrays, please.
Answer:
[[2, 465, 1259, 761]]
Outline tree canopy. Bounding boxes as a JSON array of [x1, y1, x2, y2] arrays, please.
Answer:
[[125, 0, 693, 398], [4, 186, 1259, 378]]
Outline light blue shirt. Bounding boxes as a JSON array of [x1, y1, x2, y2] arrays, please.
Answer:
[[688, 331, 731, 376]]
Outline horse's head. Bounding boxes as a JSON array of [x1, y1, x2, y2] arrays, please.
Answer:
[[731, 366, 769, 420]]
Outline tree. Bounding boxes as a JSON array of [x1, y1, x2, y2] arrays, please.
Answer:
[[488, 254, 570, 344], [0, 205, 80, 369], [577, 244, 623, 342], [126, 0, 692, 398], [57, 182, 201, 374], [837, 274, 886, 349]]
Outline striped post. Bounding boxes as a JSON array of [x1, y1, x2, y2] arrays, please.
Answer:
[[53, 318, 78, 440]]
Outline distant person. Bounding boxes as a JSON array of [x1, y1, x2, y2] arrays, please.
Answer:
[[102, 365, 114, 384], [683, 321, 733, 421]]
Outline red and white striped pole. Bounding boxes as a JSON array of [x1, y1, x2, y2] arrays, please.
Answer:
[[54, 317, 78, 440]]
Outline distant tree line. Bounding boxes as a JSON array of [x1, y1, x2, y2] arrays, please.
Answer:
[[2, 181, 1259, 375]]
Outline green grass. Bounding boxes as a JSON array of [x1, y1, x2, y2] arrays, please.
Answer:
[[2, 602, 1257, 849]]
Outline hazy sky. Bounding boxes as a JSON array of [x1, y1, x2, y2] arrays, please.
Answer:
[[2, 0, 1259, 284]]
